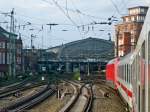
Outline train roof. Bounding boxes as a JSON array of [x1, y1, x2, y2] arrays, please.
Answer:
[[107, 59, 116, 64], [119, 53, 133, 65]]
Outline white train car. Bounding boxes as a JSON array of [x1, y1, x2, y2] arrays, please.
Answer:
[[117, 53, 133, 110], [116, 3, 150, 112]]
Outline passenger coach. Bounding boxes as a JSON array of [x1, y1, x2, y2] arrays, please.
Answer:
[[106, 3, 150, 112]]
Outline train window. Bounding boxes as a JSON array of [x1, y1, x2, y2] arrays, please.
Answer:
[[142, 42, 145, 59], [130, 65, 132, 84], [126, 65, 127, 83], [119, 66, 121, 78], [128, 65, 131, 83], [119, 66, 122, 78], [121, 66, 124, 79], [126, 64, 127, 82], [126, 65, 128, 82], [122, 66, 123, 79], [119, 66, 120, 78], [127, 65, 129, 83], [123, 65, 126, 81], [128, 65, 129, 83], [129, 65, 130, 83], [129, 65, 131, 83], [121, 66, 122, 79], [124, 65, 125, 80], [125, 65, 127, 82], [121, 66, 123, 79]]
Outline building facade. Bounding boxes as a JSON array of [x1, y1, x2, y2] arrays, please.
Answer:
[[0, 27, 23, 77], [115, 6, 148, 57], [23, 49, 47, 74], [38, 37, 114, 74]]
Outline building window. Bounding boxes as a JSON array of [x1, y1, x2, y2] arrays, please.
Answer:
[[119, 50, 124, 56], [137, 16, 145, 22], [17, 49, 22, 54], [0, 52, 5, 64], [0, 42, 5, 48], [131, 16, 136, 21], [17, 57, 21, 64], [7, 53, 10, 64], [7, 43, 9, 48], [2, 53, 5, 64], [131, 38, 135, 43], [140, 8, 145, 13], [3, 42, 5, 48], [0, 53, 1, 64], [125, 18, 129, 22], [119, 39, 123, 45]]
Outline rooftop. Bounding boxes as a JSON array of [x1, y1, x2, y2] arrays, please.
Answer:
[[128, 6, 149, 10]]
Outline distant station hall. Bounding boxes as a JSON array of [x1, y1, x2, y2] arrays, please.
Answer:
[[38, 37, 114, 74]]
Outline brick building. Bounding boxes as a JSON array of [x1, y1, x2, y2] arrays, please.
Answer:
[[115, 6, 148, 57], [0, 26, 23, 77]]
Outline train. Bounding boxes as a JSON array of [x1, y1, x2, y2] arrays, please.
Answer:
[[106, 4, 150, 112]]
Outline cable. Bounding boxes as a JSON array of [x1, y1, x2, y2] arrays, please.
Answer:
[[50, 0, 85, 38], [51, 0, 78, 26], [109, 0, 122, 15]]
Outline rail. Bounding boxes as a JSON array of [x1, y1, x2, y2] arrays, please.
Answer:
[[0, 82, 47, 99], [59, 81, 93, 112], [0, 84, 56, 112]]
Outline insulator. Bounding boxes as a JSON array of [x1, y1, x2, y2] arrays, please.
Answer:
[[82, 25, 84, 31], [88, 26, 90, 31], [92, 26, 94, 31]]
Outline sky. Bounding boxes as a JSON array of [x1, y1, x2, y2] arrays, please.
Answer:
[[0, 0, 148, 49]]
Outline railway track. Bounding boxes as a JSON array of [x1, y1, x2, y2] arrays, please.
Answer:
[[0, 76, 42, 95], [0, 79, 29, 95], [0, 84, 56, 112], [59, 81, 93, 112], [29, 81, 75, 112], [92, 82, 126, 112], [0, 82, 47, 99]]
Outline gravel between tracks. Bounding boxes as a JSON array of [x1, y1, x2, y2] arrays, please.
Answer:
[[92, 83, 126, 112]]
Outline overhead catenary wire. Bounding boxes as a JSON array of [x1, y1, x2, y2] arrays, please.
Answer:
[[50, 0, 85, 38], [1, 5, 113, 33], [0, 0, 118, 48], [109, 0, 130, 18], [109, 0, 122, 16]]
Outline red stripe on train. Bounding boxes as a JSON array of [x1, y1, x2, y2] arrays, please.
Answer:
[[116, 81, 132, 97]]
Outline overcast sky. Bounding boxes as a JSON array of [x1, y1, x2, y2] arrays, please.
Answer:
[[0, 0, 148, 48]]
